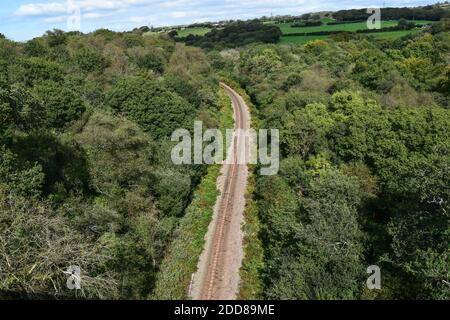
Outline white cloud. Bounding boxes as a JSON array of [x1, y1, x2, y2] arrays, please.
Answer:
[[170, 11, 190, 18], [128, 15, 159, 23], [83, 11, 116, 19], [43, 15, 67, 23], [160, 0, 200, 8], [15, 0, 154, 17], [16, 3, 66, 16], [12, 0, 433, 37]]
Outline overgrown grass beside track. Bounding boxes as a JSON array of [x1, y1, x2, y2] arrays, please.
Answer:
[[218, 80, 265, 300], [238, 170, 265, 299], [151, 88, 233, 299]]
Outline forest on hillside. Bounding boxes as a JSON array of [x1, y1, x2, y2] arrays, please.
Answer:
[[0, 12, 449, 300], [210, 21, 449, 299], [181, 21, 283, 49], [333, 5, 448, 21], [0, 28, 222, 299]]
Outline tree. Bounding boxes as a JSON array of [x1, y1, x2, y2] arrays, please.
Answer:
[[167, 30, 178, 38], [242, 48, 282, 77], [127, 47, 165, 73], [0, 21, 221, 300], [184, 21, 282, 48], [436, 65, 450, 95], [23, 38, 48, 57], [73, 111, 154, 200], [398, 18, 416, 30], [0, 82, 44, 141], [352, 50, 395, 90], [106, 76, 195, 139], [0, 187, 120, 299], [262, 168, 365, 300], [14, 57, 63, 86], [231, 30, 450, 299], [123, 34, 145, 48], [72, 111, 170, 298], [44, 29, 67, 47], [301, 13, 311, 20], [73, 47, 108, 72], [0, 147, 44, 197], [33, 81, 87, 129], [282, 103, 334, 157]]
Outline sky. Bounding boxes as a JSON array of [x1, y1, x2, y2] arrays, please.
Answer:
[[0, 0, 436, 41]]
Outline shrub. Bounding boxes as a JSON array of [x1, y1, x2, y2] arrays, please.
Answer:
[[33, 81, 86, 129], [106, 76, 195, 139]]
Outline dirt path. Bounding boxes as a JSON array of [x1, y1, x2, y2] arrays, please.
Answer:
[[190, 83, 251, 300]]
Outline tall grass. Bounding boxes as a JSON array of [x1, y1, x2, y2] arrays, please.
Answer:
[[151, 88, 233, 299]]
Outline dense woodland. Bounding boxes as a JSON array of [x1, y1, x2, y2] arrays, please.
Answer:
[[334, 5, 448, 21], [0, 9, 449, 300], [210, 19, 450, 299], [180, 21, 283, 49], [0, 29, 221, 298]]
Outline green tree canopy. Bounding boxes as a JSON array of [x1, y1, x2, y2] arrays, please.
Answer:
[[106, 76, 195, 139]]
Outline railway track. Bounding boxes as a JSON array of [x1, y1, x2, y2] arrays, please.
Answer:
[[199, 83, 248, 300]]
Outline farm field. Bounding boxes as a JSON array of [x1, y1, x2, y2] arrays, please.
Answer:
[[368, 29, 422, 39], [176, 19, 432, 44], [177, 27, 211, 37], [280, 29, 422, 44], [274, 20, 432, 34]]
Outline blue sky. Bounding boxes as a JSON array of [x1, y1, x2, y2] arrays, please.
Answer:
[[0, 0, 435, 41]]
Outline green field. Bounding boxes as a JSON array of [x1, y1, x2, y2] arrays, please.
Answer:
[[368, 30, 421, 39], [275, 20, 431, 34], [280, 29, 422, 45], [167, 19, 432, 44], [177, 27, 211, 37], [278, 19, 432, 45], [280, 30, 426, 44]]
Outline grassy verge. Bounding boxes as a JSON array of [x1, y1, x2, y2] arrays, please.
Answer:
[[152, 81, 264, 300], [151, 88, 233, 299], [218, 88, 234, 132], [237, 168, 265, 299], [151, 164, 221, 299], [218, 77, 260, 130], [219, 78, 265, 299]]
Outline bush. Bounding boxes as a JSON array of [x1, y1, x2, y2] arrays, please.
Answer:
[[184, 21, 282, 48], [291, 20, 322, 27], [14, 57, 63, 86], [106, 76, 195, 139], [33, 81, 87, 129], [23, 38, 48, 57], [127, 47, 165, 73], [0, 187, 120, 299], [0, 83, 44, 138], [73, 47, 108, 72], [44, 29, 67, 47]]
